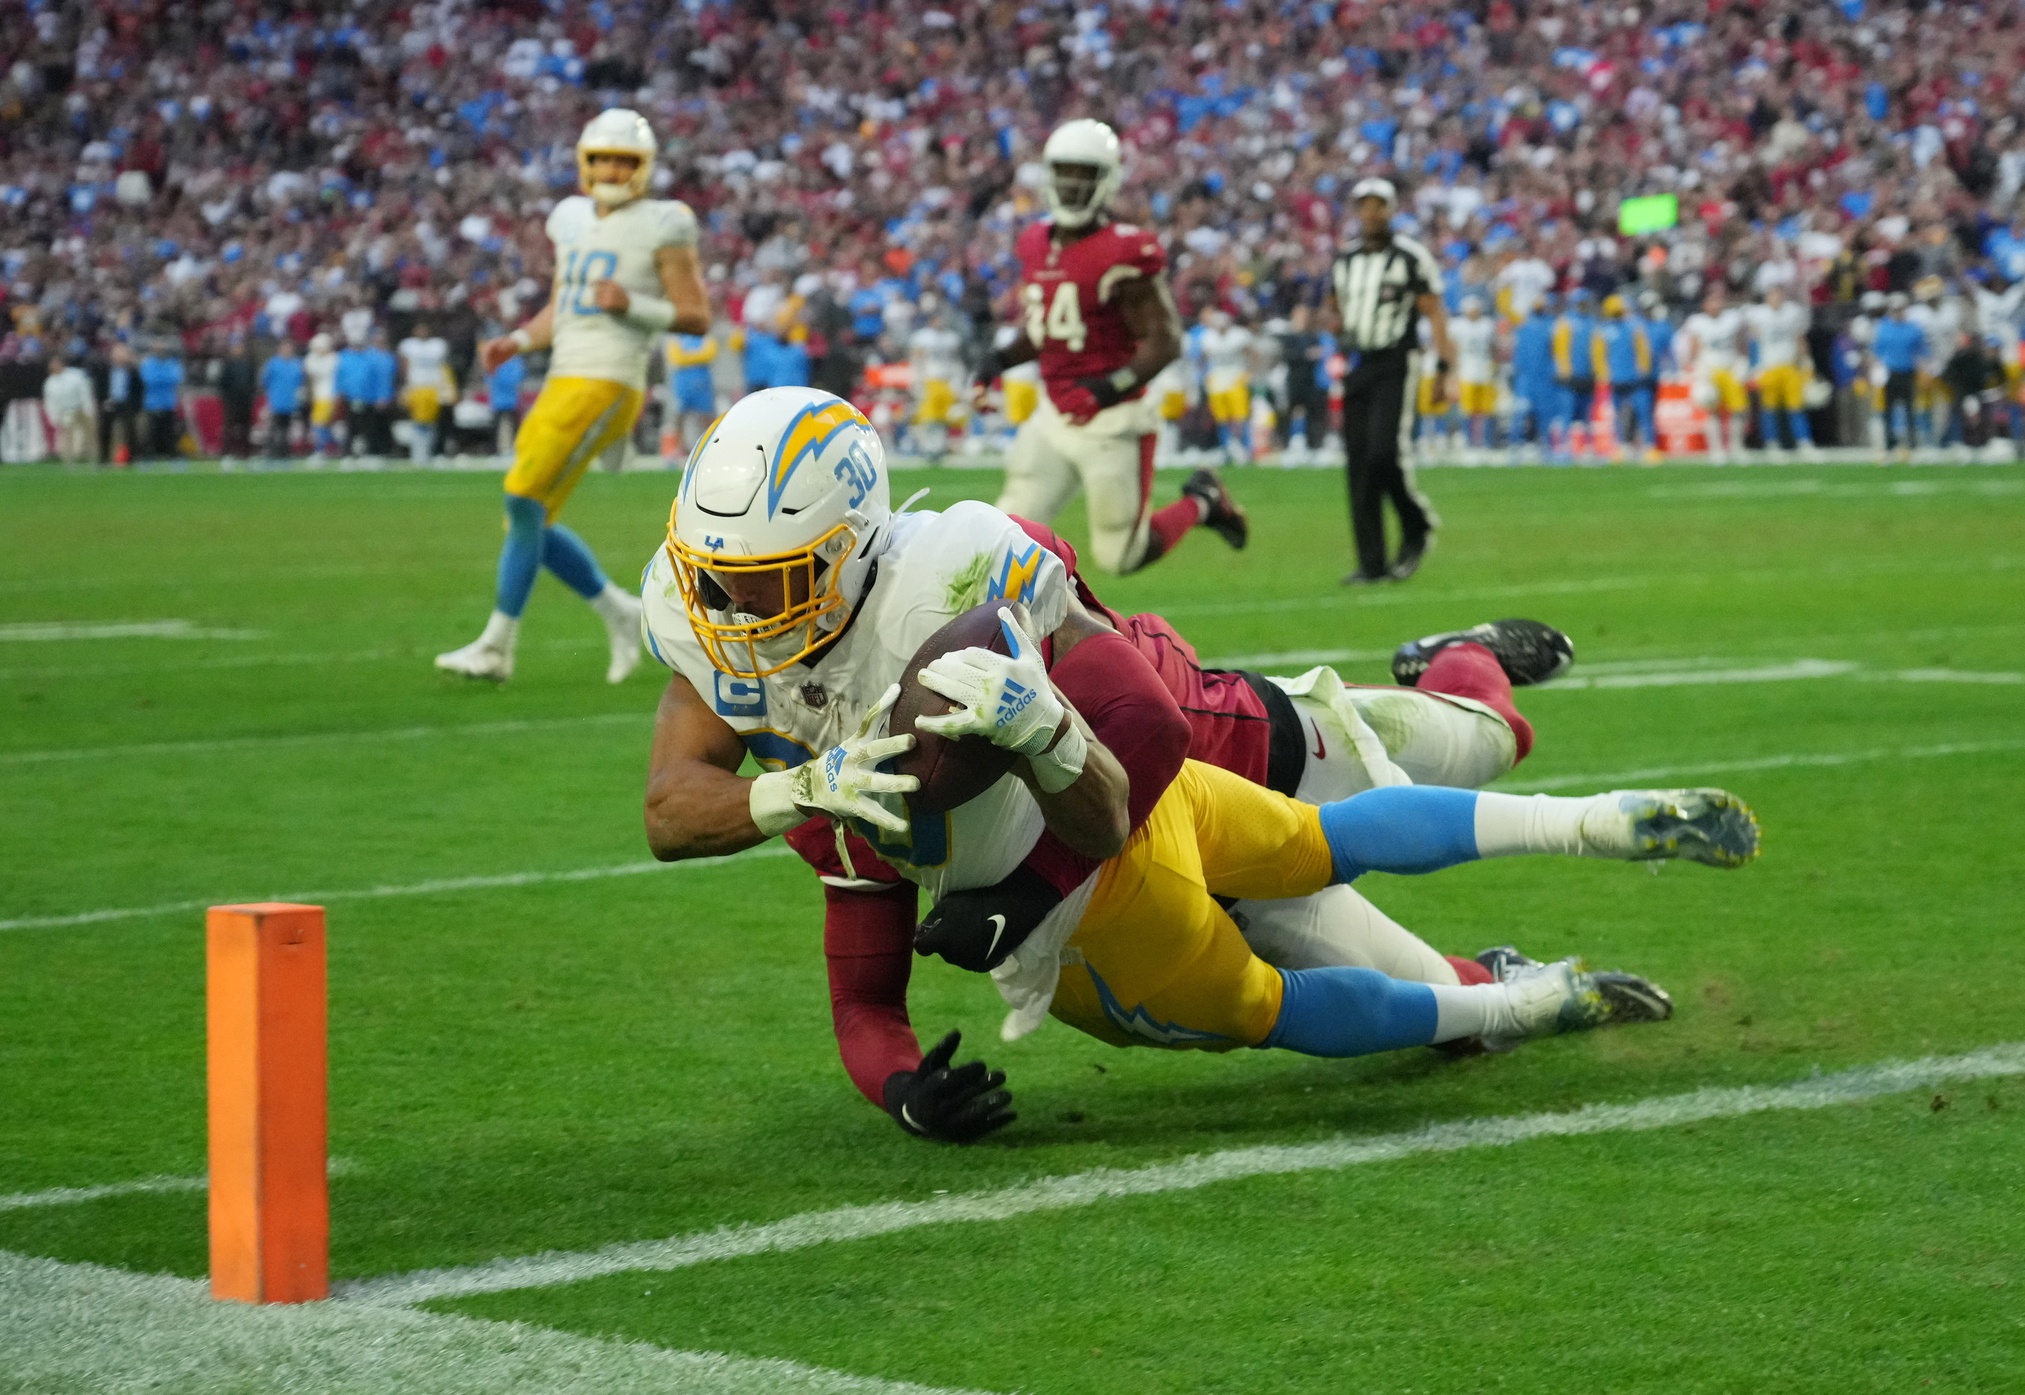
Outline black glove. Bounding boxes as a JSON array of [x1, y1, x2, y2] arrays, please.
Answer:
[[883, 1030, 1015, 1144], [1075, 367, 1137, 410], [914, 864, 1064, 972]]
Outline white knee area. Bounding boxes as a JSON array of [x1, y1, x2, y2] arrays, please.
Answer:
[[1472, 791, 1608, 859], [1232, 886, 1460, 984], [1345, 688, 1516, 790]]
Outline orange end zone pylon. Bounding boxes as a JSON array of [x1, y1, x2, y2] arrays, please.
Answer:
[[206, 902, 328, 1303]]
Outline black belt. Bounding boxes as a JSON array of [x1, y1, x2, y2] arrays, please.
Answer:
[[1238, 670, 1306, 797]]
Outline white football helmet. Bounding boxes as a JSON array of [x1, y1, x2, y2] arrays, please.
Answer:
[[666, 388, 892, 679], [577, 108, 656, 209], [1042, 119, 1122, 230]]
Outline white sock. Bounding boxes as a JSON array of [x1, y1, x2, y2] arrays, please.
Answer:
[[1428, 982, 1513, 1043], [478, 609, 519, 653], [590, 582, 637, 625], [1472, 790, 1606, 858]]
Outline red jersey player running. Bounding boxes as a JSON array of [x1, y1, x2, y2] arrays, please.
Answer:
[[973, 119, 1248, 575]]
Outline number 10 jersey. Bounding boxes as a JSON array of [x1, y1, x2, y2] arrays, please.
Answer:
[[544, 194, 699, 389]]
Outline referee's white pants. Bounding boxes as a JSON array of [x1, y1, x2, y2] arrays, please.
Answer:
[[996, 393, 1158, 574]]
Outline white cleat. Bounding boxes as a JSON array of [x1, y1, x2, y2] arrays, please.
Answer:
[[600, 589, 644, 684], [434, 638, 513, 682], [1578, 788, 1761, 867]]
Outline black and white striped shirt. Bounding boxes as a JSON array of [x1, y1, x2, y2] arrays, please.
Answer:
[[1330, 233, 1444, 354]]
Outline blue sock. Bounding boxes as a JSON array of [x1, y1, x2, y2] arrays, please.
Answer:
[[541, 521, 608, 600], [1788, 410, 1812, 445], [1262, 965, 1439, 1056], [1318, 786, 1481, 882], [494, 495, 546, 618]]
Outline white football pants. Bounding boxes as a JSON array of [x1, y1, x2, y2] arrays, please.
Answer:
[[997, 394, 1157, 574]]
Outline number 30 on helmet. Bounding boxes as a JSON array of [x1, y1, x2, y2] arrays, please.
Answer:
[[666, 388, 892, 679]]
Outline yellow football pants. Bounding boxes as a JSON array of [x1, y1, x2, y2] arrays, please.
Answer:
[[1050, 760, 1336, 1051], [1208, 383, 1250, 424], [1757, 364, 1808, 413], [503, 376, 644, 520], [914, 379, 958, 425], [1004, 378, 1039, 426]]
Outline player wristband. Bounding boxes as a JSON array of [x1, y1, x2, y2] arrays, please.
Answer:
[[624, 294, 678, 333], [748, 769, 805, 838], [1026, 720, 1087, 794], [509, 329, 533, 353]]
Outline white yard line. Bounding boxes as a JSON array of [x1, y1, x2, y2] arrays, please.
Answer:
[[0, 846, 794, 934], [0, 620, 265, 642], [337, 1044, 2025, 1309], [1, 710, 651, 766], [0, 1250, 994, 1395], [1548, 659, 1858, 688], [0, 1160, 356, 1214], [1500, 737, 2025, 792]]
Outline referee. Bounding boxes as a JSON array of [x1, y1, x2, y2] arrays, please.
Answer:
[[1327, 179, 1454, 584]]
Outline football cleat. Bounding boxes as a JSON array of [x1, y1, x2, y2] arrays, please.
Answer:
[[1474, 944, 1543, 983], [598, 589, 645, 684], [1579, 788, 1761, 867], [1392, 618, 1573, 688], [434, 638, 513, 683], [1387, 533, 1435, 581], [1480, 957, 1674, 1052], [1182, 468, 1249, 550]]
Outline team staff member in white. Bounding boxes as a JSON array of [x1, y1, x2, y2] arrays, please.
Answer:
[[1325, 179, 1454, 585], [397, 323, 452, 465], [436, 108, 710, 685]]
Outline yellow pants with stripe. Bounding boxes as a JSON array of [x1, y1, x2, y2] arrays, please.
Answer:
[[1004, 378, 1039, 425], [1757, 364, 1808, 412], [914, 379, 958, 425], [1208, 383, 1250, 424], [503, 377, 644, 520], [405, 386, 444, 425], [1051, 760, 1335, 1051]]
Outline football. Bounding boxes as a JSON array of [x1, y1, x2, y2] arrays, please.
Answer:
[[888, 602, 1024, 813]]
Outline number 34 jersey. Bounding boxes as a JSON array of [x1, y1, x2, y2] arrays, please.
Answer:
[[1015, 219, 1167, 415], [641, 500, 1073, 901], [545, 195, 699, 390]]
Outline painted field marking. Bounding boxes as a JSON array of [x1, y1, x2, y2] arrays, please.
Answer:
[[1202, 650, 2021, 689], [0, 1250, 995, 1395], [0, 633, 654, 683], [0, 1159, 358, 1214], [1648, 477, 2025, 500], [1500, 737, 2025, 792], [0, 846, 795, 934], [1, 710, 651, 767], [0, 620, 265, 642], [335, 1044, 2025, 1309]]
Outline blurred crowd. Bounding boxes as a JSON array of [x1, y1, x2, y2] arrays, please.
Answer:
[[8, 0, 2025, 461]]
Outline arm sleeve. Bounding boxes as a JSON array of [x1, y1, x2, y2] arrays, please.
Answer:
[[822, 880, 923, 1106]]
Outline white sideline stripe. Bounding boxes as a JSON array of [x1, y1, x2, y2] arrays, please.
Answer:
[[1200, 652, 2021, 690], [0, 1159, 357, 1213], [0, 619, 266, 642], [1550, 658, 1857, 688], [1501, 737, 2025, 792], [0, 1251, 994, 1395], [336, 1044, 2025, 1309], [0, 710, 651, 766], [0, 846, 796, 934], [1649, 477, 2025, 499]]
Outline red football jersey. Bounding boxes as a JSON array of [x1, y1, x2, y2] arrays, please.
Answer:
[[1014, 219, 1167, 411]]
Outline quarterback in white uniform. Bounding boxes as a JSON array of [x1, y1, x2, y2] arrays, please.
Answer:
[[437, 108, 710, 685], [640, 387, 1757, 1140]]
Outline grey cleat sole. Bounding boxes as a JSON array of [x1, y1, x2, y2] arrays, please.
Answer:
[[1626, 788, 1761, 868]]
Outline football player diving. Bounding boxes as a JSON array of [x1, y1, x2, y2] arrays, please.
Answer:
[[642, 388, 1760, 1144], [437, 109, 711, 685]]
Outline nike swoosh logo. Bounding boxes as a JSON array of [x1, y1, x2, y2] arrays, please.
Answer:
[[1311, 721, 1326, 761], [985, 913, 1007, 961], [901, 1104, 924, 1134]]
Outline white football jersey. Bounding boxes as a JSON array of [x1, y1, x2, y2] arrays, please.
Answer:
[[1745, 301, 1809, 368], [1200, 325, 1253, 392], [1452, 315, 1496, 384], [1680, 309, 1744, 375], [304, 349, 339, 401], [398, 336, 450, 390], [643, 500, 1073, 903], [545, 195, 700, 389], [910, 325, 964, 385], [1907, 299, 1964, 369]]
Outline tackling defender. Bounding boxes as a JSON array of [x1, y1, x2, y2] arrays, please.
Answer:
[[437, 108, 710, 684], [973, 119, 1249, 574], [641, 388, 1759, 1142]]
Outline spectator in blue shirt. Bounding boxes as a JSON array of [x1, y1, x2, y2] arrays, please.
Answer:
[[260, 339, 307, 458], [1873, 294, 1928, 460], [486, 351, 526, 455], [138, 344, 184, 459], [334, 339, 375, 455]]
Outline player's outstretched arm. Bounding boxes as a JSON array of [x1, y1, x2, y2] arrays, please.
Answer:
[[644, 674, 777, 860], [655, 244, 712, 337]]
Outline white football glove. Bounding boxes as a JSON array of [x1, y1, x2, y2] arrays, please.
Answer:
[[749, 684, 918, 837], [915, 606, 1087, 793]]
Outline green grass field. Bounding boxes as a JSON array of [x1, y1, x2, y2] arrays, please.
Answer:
[[3, 459, 2023, 1393]]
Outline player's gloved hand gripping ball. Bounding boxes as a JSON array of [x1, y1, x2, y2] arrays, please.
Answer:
[[913, 606, 1088, 794], [748, 684, 919, 837], [883, 1029, 1016, 1144]]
